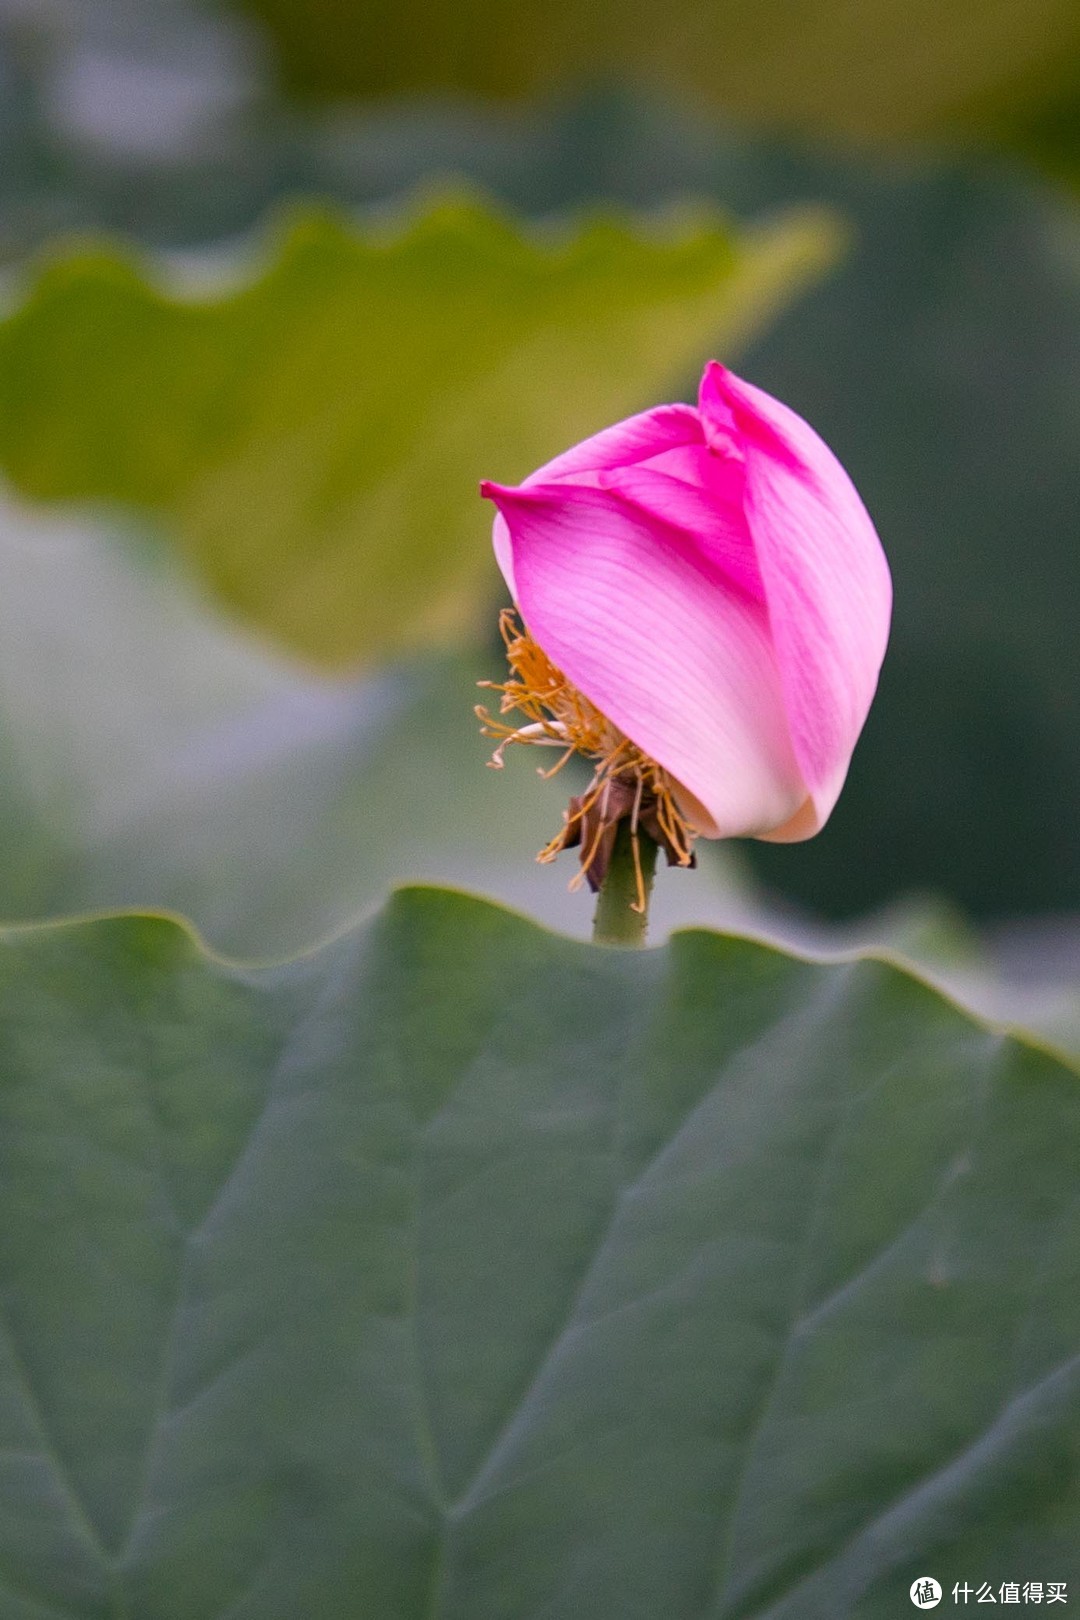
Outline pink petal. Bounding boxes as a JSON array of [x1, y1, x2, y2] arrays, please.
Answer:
[[481, 478, 807, 839], [491, 402, 703, 607], [598, 456, 766, 607], [701, 363, 892, 829], [491, 511, 518, 600], [526, 402, 703, 484]]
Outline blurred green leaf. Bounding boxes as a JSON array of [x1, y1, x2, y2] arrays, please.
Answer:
[[0, 195, 839, 668], [0, 888, 1078, 1616], [0, 498, 759, 955], [239, 0, 1080, 178], [3, 495, 1075, 1056]]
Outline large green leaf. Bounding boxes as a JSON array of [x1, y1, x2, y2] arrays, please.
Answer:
[[0, 887, 1077, 1616], [0, 196, 837, 668]]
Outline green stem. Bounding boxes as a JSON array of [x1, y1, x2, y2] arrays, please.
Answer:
[[592, 821, 658, 947]]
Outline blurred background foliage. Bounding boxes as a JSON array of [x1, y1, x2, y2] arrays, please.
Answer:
[[241, 0, 1080, 185], [0, 0, 1076, 1014], [0, 197, 835, 665]]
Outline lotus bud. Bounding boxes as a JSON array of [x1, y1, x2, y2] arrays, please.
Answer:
[[477, 362, 892, 912]]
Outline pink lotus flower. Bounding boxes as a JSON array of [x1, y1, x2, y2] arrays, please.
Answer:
[[479, 362, 891, 863]]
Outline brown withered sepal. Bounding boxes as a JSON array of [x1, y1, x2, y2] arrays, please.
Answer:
[[561, 778, 698, 893]]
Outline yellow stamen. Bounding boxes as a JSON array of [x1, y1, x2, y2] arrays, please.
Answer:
[[476, 609, 698, 880], [629, 775, 647, 913]]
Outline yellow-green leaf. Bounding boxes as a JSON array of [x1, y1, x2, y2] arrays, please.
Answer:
[[0, 195, 840, 667]]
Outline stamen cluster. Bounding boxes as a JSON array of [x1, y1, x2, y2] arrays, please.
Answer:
[[476, 610, 697, 910]]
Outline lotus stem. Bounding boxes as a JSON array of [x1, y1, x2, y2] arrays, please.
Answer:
[[592, 821, 658, 947]]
